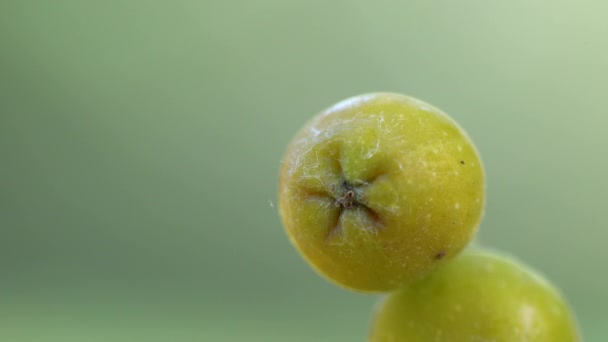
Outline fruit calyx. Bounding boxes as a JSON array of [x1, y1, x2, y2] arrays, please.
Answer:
[[327, 179, 384, 238], [334, 181, 357, 209], [334, 181, 358, 209]]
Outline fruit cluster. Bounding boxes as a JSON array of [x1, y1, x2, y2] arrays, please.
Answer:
[[278, 93, 580, 341]]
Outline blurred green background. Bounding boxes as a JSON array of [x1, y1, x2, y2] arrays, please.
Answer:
[[1, 1, 606, 341]]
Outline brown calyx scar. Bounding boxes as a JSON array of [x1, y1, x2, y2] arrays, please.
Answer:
[[329, 180, 384, 235], [334, 180, 358, 209], [335, 190, 356, 209]]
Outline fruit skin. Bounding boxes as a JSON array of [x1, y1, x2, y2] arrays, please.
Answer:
[[369, 249, 581, 342], [278, 93, 485, 292]]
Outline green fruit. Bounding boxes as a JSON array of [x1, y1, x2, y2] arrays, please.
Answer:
[[278, 93, 485, 292], [369, 249, 581, 341]]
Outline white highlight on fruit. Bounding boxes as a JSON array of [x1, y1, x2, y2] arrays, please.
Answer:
[[520, 304, 536, 334], [326, 94, 377, 114], [455, 203, 460, 209], [269, 200, 274, 208]]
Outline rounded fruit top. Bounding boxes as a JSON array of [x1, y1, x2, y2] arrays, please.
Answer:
[[278, 93, 485, 292], [369, 249, 581, 341]]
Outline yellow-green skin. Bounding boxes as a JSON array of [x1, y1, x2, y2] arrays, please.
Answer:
[[278, 93, 485, 292], [369, 250, 581, 342]]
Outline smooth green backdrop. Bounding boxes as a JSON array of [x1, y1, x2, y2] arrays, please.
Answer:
[[1, 1, 606, 341]]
